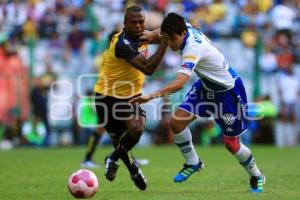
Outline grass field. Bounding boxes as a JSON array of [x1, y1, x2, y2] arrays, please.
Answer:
[[0, 145, 300, 200]]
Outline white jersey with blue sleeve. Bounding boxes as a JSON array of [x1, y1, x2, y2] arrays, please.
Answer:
[[177, 23, 238, 92]]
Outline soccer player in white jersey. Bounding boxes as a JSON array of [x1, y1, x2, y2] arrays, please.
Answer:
[[130, 13, 265, 192]]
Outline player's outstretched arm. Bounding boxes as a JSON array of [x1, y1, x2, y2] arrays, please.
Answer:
[[129, 73, 190, 104], [128, 39, 168, 75]]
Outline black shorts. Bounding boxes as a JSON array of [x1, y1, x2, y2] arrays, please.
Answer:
[[94, 93, 146, 137]]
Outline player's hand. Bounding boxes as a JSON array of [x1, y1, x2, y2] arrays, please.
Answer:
[[140, 30, 159, 43], [129, 96, 151, 105], [140, 30, 155, 43], [159, 35, 168, 46]]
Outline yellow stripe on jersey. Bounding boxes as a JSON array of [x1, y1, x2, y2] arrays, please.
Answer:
[[94, 32, 148, 98]]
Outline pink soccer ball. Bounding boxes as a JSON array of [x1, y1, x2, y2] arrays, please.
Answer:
[[68, 169, 99, 198]]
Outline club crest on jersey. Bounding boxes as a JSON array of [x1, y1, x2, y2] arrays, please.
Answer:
[[222, 113, 236, 125], [139, 49, 148, 57], [138, 45, 148, 57], [181, 62, 195, 71]]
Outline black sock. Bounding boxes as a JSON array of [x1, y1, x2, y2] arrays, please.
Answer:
[[85, 133, 101, 161], [110, 131, 140, 162], [121, 153, 139, 174]]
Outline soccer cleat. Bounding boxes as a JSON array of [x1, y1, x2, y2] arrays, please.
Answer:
[[104, 156, 119, 181], [249, 175, 266, 193], [81, 160, 101, 168], [173, 160, 204, 183], [130, 163, 147, 191]]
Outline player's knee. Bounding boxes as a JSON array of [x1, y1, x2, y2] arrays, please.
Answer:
[[223, 136, 240, 154], [127, 123, 144, 138], [170, 118, 185, 134]]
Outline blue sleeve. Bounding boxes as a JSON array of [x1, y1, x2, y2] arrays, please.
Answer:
[[115, 37, 140, 60]]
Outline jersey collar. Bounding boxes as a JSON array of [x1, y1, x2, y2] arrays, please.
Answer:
[[180, 30, 190, 51]]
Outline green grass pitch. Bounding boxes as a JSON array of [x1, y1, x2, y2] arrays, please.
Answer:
[[0, 146, 300, 200]]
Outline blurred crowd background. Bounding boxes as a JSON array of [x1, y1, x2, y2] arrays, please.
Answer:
[[0, 0, 299, 149]]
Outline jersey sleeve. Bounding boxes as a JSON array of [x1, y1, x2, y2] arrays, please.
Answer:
[[177, 45, 201, 76], [115, 37, 140, 60]]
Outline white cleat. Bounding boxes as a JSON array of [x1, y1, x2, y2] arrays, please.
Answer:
[[81, 160, 101, 168]]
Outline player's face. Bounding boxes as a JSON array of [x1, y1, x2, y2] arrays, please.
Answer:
[[162, 31, 186, 51], [124, 12, 145, 38]]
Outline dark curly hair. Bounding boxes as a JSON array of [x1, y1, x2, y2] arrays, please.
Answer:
[[124, 6, 143, 21], [161, 13, 187, 36]]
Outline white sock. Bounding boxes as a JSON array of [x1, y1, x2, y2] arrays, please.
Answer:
[[287, 122, 297, 146], [235, 143, 261, 177], [174, 127, 199, 165], [275, 121, 285, 147]]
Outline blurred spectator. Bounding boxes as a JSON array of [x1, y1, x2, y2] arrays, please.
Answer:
[[27, 0, 48, 22], [22, 16, 38, 42], [251, 95, 278, 144], [260, 44, 277, 73], [0, 40, 29, 125], [270, 1, 297, 35], [209, 0, 227, 23], [259, 44, 277, 95], [86, 30, 108, 58], [275, 66, 300, 147], [83, 0, 99, 34], [255, 0, 273, 13], [21, 116, 47, 146], [67, 25, 85, 54], [276, 47, 295, 71], [31, 77, 50, 145], [56, 5, 71, 38], [38, 8, 57, 39], [241, 27, 257, 48], [2, 108, 22, 147], [42, 62, 58, 85], [77, 90, 98, 145], [5, 1, 27, 39], [46, 31, 65, 64], [47, 76, 74, 146]]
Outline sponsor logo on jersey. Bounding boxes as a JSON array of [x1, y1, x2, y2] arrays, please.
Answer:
[[222, 113, 236, 125], [181, 62, 195, 71], [183, 54, 197, 61]]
